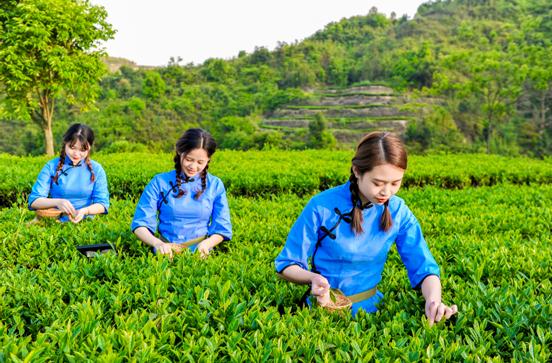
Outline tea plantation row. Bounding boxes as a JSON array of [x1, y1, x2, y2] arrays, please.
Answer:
[[1, 152, 551, 206], [1, 184, 550, 361]]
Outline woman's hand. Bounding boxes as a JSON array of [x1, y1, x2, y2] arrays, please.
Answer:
[[155, 242, 174, 258], [196, 239, 214, 259], [310, 274, 331, 306], [69, 207, 88, 224], [425, 299, 458, 326], [55, 199, 77, 218]]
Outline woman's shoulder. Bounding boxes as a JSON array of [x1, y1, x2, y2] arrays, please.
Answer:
[[309, 183, 351, 210], [140, 170, 174, 189], [39, 157, 61, 174], [44, 157, 61, 167], [389, 194, 406, 208], [315, 182, 349, 199], [206, 172, 225, 187], [388, 195, 415, 220], [89, 159, 105, 171], [388, 195, 408, 212], [152, 170, 176, 183]]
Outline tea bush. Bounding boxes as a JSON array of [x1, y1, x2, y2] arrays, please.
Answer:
[[1, 152, 551, 206], [1, 181, 550, 361]]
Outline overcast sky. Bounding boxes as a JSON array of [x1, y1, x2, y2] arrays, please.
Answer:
[[90, 0, 427, 67]]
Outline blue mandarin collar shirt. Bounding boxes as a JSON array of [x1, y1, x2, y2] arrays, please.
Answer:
[[131, 170, 232, 252], [275, 182, 439, 315], [28, 156, 110, 222]]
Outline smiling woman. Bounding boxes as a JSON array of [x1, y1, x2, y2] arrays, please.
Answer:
[[28, 123, 110, 223], [131, 128, 232, 258]]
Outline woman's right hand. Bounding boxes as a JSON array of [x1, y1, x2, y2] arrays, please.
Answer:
[[310, 274, 331, 306], [55, 199, 77, 217], [155, 242, 174, 258]]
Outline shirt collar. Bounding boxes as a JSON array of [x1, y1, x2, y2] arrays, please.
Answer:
[[342, 181, 374, 211], [63, 156, 83, 167], [176, 170, 204, 184]]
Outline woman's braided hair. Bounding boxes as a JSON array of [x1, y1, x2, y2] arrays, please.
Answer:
[[173, 128, 217, 200], [349, 131, 407, 234], [52, 124, 95, 184]]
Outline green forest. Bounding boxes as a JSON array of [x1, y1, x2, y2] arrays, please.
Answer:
[[1, 0, 551, 156]]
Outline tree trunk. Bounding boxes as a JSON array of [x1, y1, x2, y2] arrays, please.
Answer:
[[42, 120, 54, 156], [486, 111, 493, 154], [540, 91, 546, 135], [30, 91, 56, 155], [486, 125, 491, 154]]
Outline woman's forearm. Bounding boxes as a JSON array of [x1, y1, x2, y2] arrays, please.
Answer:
[[202, 233, 224, 249], [30, 197, 61, 210], [83, 203, 105, 215], [31, 199, 104, 215], [278, 265, 331, 301], [134, 227, 163, 249], [278, 265, 320, 284], [421, 275, 442, 302]]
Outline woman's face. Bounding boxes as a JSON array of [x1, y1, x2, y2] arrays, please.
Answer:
[[180, 148, 209, 178], [65, 140, 89, 165], [354, 163, 405, 205]]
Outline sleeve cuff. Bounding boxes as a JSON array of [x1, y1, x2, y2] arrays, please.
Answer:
[[413, 272, 440, 290], [275, 262, 307, 274], [131, 224, 156, 235], [209, 231, 232, 241], [97, 202, 109, 214], [27, 196, 41, 210]]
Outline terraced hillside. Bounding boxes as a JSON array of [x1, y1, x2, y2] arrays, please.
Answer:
[[262, 85, 412, 146]]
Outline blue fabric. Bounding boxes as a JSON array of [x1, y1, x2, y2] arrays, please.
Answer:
[[275, 182, 440, 316], [131, 170, 232, 252], [28, 156, 110, 222]]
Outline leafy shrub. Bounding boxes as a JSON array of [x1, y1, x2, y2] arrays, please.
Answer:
[[0, 185, 550, 360]]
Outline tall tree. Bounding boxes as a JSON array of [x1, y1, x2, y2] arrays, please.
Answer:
[[0, 0, 114, 155], [434, 48, 527, 153]]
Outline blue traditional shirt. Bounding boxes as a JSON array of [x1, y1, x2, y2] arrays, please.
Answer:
[[131, 170, 232, 252], [28, 156, 110, 222], [275, 182, 440, 316]]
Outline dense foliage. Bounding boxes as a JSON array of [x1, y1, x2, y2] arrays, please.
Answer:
[[1, 0, 551, 156], [0, 0, 114, 155], [1, 151, 551, 207], [1, 154, 550, 360]]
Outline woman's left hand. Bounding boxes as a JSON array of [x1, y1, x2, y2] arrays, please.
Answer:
[[425, 299, 458, 326], [70, 208, 88, 224], [196, 240, 213, 259]]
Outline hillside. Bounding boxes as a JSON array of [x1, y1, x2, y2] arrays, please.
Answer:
[[102, 57, 141, 73], [262, 85, 411, 147], [1, 0, 551, 156]]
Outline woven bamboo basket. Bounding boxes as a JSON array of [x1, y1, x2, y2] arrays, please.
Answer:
[[36, 208, 63, 218], [319, 289, 352, 312]]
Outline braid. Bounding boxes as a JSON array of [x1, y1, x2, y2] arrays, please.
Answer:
[[194, 165, 208, 200], [381, 200, 392, 231], [348, 170, 364, 235], [84, 156, 95, 182], [52, 149, 66, 184], [173, 154, 187, 198]]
